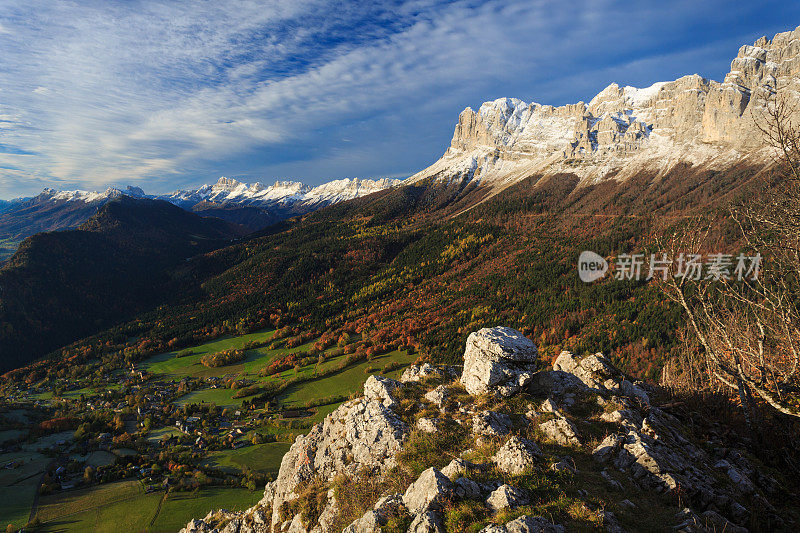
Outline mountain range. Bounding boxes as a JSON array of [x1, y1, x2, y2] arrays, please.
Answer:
[[2, 26, 799, 373], [4, 23, 798, 259], [0, 177, 401, 259], [410, 26, 800, 200], [1, 24, 800, 533]]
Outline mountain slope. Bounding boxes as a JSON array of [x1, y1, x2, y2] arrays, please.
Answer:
[[14, 154, 764, 382], [181, 344, 797, 533], [1, 26, 790, 379], [0, 186, 146, 256], [0, 197, 246, 372]]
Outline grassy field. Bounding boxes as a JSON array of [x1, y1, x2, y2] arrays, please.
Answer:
[[143, 329, 277, 378], [146, 427, 185, 443], [150, 487, 262, 532], [69, 450, 116, 467], [21, 431, 74, 453], [143, 328, 414, 413], [35, 480, 144, 523], [32, 482, 261, 533], [175, 387, 248, 408], [31, 387, 98, 401], [278, 349, 414, 407], [34, 482, 162, 533], [0, 450, 51, 529], [201, 442, 291, 475], [171, 346, 415, 411]]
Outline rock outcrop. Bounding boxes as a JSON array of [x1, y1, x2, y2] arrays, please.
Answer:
[[460, 326, 538, 396], [181, 330, 791, 533], [493, 436, 541, 475], [553, 351, 650, 406]]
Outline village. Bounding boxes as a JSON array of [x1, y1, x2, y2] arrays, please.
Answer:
[[0, 326, 416, 530]]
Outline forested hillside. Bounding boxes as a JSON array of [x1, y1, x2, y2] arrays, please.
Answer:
[[0, 197, 247, 372], [1, 160, 765, 386]]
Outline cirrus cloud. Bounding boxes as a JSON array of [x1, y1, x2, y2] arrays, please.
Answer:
[[0, 0, 798, 198]]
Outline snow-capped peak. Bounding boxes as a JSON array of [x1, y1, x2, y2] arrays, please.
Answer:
[[160, 176, 400, 208], [30, 175, 400, 213], [40, 187, 126, 203], [622, 81, 668, 108]]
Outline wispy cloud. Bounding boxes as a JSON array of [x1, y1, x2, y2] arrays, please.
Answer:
[[0, 0, 798, 197]]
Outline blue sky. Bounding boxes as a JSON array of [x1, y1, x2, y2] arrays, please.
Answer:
[[0, 0, 798, 198]]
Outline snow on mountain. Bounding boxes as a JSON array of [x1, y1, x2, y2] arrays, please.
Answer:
[[0, 176, 399, 256], [37, 186, 146, 203], [21, 176, 399, 210], [160, 176, 400, 208], [409, 25, 800, 191], [41, 187, 125, 203]]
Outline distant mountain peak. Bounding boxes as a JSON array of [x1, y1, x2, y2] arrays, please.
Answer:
[[126, 186, 146, 198], [162, 176, 399, 208], [38, 186, 126, 203]]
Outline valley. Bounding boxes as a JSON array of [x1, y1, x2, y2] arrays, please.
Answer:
[[0, 326, 417, 531], [1, 17, 800, 533]]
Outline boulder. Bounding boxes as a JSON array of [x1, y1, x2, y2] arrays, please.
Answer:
[[425, 385, 449, 409], [479, 515, 565, 533], [417, 417, 439, 434], [473, 410, 512, 436], [401, 363, 457, 383], [538, 415, 580, 447], [441, 457, 476, 479], [553, 351, 649, 405], [454, 477, 483, 500], [264, 397, 408, 528], [363, 375, 401, 408], [461, 327, 538, 396], [408, 510, 446, 533], [486, 484, 529, 511], [714, 460, 756, 495], [494, 436, 541, 475], [403, 467, 454, 514], [343, 494, 407, 533]]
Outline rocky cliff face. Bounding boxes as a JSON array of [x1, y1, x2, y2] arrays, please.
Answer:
[[180, 328, 792, 533], [409, 26, 800, 191]]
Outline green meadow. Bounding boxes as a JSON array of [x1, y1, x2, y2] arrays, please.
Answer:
[[3, 329, 416, 531], [32, 480, 260, 533], [201, 442, 291, 475], [0, 450, 50, 530]]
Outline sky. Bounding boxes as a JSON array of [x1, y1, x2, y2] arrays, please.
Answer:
[[0, 1, 799, 199]]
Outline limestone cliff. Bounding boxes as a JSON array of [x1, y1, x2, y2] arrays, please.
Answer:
[[408, 26, 800, 192]]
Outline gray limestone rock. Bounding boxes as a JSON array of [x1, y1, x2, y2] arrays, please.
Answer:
[[479, 515, 565, 533], [402, 468, 454, 514], [486, 484, 529, 511], [493, 436, 541, 475], [461, 327, 538, 396], [472, 410, 512, 436]]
